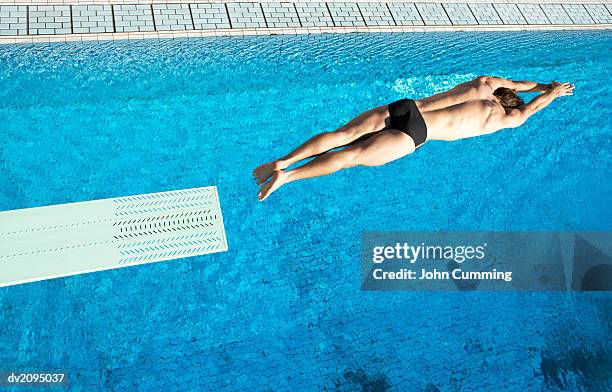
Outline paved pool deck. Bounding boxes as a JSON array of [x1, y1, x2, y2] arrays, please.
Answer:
[[0, 0, 610, 43]]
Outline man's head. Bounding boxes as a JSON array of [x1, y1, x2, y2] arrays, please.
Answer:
[[493, 87, 524, 109]]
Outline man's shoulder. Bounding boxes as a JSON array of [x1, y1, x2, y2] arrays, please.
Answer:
[[474, 75, 491, 83], [475, 76, 503, 93], [474, 98, 502, 110], [486, 104, 524, 130]]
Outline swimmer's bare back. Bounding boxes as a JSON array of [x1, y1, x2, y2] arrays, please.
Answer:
[[253, 76, 574, 201]]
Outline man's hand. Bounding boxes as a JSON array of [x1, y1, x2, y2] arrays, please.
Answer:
[[550, 82, 575, 97]]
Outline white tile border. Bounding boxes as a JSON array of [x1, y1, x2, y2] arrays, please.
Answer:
[[0, 22, 609, 44], [0, 1, 609, 4], [0, 1, 609, 43]]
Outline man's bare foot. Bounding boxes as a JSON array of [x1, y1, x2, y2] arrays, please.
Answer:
[[252, 161, 281, 185], [258, 170, 287, 201]]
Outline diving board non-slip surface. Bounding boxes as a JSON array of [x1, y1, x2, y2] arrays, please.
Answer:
[[0, 186, 227, 287]]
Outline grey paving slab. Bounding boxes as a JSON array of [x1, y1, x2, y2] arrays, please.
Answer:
[[226, 2, 266, 28], [1, 1, 610, 39], [493, 3, 527, 25], [540, 3, 573, 24], [0, 5, 26, 36], [562, 3, 595, 24], [583, 3, 612, 24], [153, 3, 193, 31], [28, 5, 71, 35], [72, 4, 113, 34], [294, 2, 333, 27], [443, 3, 478, 25], [415, 3, 452, 26], [190, 3, 231, 29], [387, 2, 424, 26], [113, 4, 154, 32], [358, 2, 395, 26], [517, 4, 550, 24], [326, 2, 365, 27], [261, 2, 300, 28], [469, 3, 502, 24]]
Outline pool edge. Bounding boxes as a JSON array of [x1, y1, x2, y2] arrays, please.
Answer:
[[0, 24, 610, 45]]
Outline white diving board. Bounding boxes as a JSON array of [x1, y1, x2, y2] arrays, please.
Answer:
[[0, 186, 227, 287]]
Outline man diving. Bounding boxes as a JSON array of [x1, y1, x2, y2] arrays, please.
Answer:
[[253, 76, 574, 201]]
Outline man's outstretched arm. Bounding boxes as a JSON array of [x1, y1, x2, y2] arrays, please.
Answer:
[[484, 76, 553, 93], [501, 82, 574, 128]]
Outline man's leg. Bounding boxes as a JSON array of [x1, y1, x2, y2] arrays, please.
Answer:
[[257, 129, 416, 201], [253, 105, 390, 184]]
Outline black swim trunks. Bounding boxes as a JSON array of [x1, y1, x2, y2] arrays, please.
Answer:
[[388, 99, 427, 147]]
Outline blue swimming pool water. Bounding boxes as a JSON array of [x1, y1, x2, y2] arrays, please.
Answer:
[[0, 32, 610, 391]]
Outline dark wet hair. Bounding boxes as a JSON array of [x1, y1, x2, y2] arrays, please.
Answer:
[[493, 87, 524, 109]]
